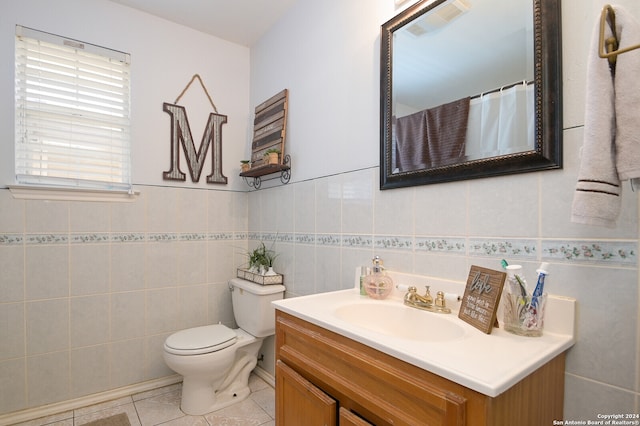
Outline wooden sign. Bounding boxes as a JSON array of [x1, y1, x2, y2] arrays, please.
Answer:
[[250, 89, 288, 167], [458, 265, 506, 334]]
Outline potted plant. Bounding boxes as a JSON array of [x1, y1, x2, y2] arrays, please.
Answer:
[[264, 148, 280, 165], [246, 241, 278, 275], [240, 160, 251, 172]]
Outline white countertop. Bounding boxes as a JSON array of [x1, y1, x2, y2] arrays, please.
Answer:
[[272, 271, 576, 397]]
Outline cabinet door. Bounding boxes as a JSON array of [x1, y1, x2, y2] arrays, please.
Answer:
[[276, 360, 337, 426], [339, 407, 374, 426]]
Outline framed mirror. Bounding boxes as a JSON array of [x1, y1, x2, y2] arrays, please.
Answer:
[[380, 0, 562, 189]]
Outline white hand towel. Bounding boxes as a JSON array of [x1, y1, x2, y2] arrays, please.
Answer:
[[613, 8, 640, 180], [571, 7, 621, 227], [571, 5, 640, 227]]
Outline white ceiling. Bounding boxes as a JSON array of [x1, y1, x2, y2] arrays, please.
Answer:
[[108, 0, 297, 46]]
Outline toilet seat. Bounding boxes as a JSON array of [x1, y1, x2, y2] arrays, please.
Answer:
[[164, 324, 237, 355]]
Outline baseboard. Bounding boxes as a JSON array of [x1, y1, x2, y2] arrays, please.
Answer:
[[0, 375, 182, 426], [252, 365, 275, 388]]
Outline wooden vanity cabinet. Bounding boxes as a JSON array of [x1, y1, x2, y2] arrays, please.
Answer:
[[275, 310, 565, 426]]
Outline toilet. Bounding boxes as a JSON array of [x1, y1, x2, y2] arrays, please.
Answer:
[[163, 278, 285, 415]]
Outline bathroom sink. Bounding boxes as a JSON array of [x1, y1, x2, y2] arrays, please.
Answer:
[[333, 302, 466, 342]]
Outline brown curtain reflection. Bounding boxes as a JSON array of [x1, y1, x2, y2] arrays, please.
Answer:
[[395, 97, 470, 172]]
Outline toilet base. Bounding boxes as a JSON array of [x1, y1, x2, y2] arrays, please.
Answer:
[[181, 380, 252, 415], [179, 337, 262, 415]]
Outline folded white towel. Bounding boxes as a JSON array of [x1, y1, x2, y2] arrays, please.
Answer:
[[571, 5, 640, 227]]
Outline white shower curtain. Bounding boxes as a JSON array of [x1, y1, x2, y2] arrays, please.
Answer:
[[465, 82, 535, 161]]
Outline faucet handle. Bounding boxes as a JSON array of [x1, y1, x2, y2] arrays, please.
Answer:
[[434, 291, 451, 313], [423, 286, 433, 304], [404, 286, 418, 303]]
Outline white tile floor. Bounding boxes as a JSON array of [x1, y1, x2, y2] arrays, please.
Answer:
[[14, 374, 275, 426]]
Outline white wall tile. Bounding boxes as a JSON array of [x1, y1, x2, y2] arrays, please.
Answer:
[[111, 291, 146, 341], [146, 242, 178, 289], [70, 295, 110, 348], [70, 202, 110, 232], [0, 246, 24, 303], [25, 200, 68, 233], [208, 282, 235, 328], [0, 303, 25, 360], [314, 246, 341, 293], [110, 339, 146, 388], [0, 358, 26, 413], [0, 191, 24, 233], [70, 244, 110, 296], [111, 243, 146, 292], [293, 181, 315, 233], [341, 169, 374, 235], [25, 245, 69, 300], [179, 284, 209, 329], [207, 190, 233, 233], [207, 240, 235, 283], [145, 334, 174, 380], [27, 351, 69, 407], [179, 189, 208, 233], [177, 241, 207, 286], [374, 185, 414, 236], [146, 187, 178, 233], [26, 299, 69, 355], [111, 193, 146, 233], [146, 288, 179, 335], [315, 175, 342, 234], [467, 173, 539, 238], [414, 180, 467, 237], [70, 345, 110, 398]]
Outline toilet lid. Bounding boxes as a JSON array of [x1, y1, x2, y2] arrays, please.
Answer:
[[164, 324, 237, 355]]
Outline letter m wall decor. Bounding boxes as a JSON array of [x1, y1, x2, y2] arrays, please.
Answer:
[[162, 74, 228, 184]]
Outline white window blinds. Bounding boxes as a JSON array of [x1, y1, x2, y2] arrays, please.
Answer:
[[15, 26, 132, 191]]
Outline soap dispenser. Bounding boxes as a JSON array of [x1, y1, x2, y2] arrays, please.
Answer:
[[362, 256, 393, 300]]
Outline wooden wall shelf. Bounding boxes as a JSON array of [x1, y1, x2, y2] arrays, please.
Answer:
[[240, 154, 291, 189]]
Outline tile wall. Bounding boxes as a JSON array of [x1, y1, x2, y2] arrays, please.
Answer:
[[247, 157, 639, 419], [0, 186, 248, 414]]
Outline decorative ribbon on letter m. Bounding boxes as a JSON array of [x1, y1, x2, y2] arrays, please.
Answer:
[[163, 74, 228, 184]]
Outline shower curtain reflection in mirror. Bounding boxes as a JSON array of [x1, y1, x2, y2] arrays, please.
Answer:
[[466, 82, 535, 161], [392, 81, 535, 173]]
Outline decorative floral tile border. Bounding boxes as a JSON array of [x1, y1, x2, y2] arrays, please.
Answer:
[[374, 236, 413, 250], [468, 238, 537, 260], [0, 232, 248, 246], [294, 233, 316, 245], [3, 231, 637, 267], [415, 237, 465, 254], [317, 234, 342, 246], [25, 233, 68, 245], [70, 233, 110, 244], [112, 233, 146, 243], [342, 234, 373, 248], [0, 234, 23, 244], [542, 240, 637, 265]]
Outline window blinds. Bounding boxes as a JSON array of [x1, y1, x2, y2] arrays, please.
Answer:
[[15, 26, 132, 191]]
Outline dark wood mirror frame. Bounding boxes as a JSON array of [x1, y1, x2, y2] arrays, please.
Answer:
[[380, 0, 562, 189]]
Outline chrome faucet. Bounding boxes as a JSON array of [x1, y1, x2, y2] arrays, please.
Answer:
[[404, 286, 451, 314]]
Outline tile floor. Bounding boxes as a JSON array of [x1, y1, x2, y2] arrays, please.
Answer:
[[14, 374, 275, 426]]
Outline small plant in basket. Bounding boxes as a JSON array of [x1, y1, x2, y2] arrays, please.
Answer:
[[264, 149, 280, 165], [246, 242, 278, 275]]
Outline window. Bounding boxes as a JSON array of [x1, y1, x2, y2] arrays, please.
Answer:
[[15, 26, 131, 191]]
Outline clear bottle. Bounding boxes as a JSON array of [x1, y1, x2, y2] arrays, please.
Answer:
[[363, 256, 393, 300], [359, 266, 370, 296]]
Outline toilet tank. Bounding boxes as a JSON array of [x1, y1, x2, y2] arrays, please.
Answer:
[[229, 278, 286, 337]]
